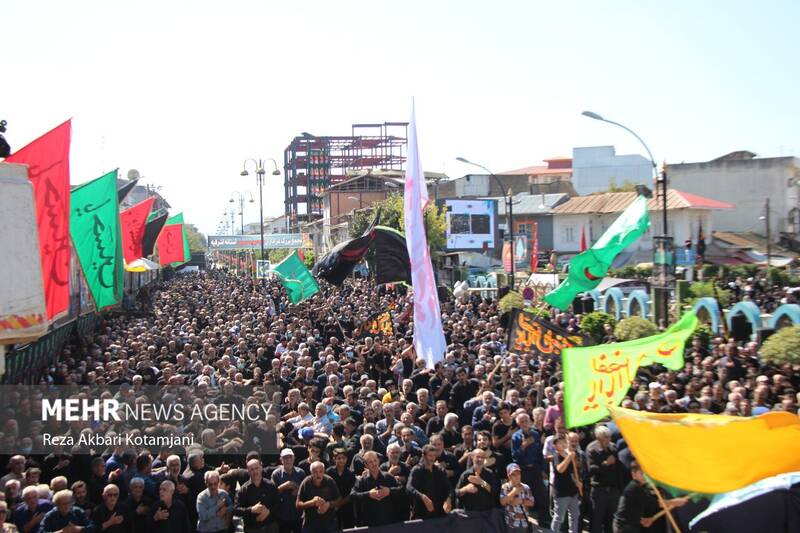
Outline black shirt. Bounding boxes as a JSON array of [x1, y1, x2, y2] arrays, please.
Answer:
[[613, 480, 652, 533], [93, 502, 131, 533], [586, 441, 622, 489], [455, 467, 498, 511], [350, 470, 402, 526], [297, 475, 340, 531], [147, 498, 190, 533], [122, 494, 152, 533], [233, 478, 279, 529], [551, 452, 580, 498], [406, 464, 451, 519]]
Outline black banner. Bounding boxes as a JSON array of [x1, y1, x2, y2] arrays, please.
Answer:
[[507, 309, 589, 357], [355, 311, 394, 338]]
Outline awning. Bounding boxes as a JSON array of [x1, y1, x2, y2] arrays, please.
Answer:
[[125, 258, 160, 272]]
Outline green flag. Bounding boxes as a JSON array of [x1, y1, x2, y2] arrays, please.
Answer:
[[70, 170, 124, 309], [166, 213, 191, 265], [563, 311, 697, 428], [545, 195, 650, 310], [272, 251, 320, 304]]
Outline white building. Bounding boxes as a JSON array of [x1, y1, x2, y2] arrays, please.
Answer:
[[551, 190, 733, 263], [571, 146, 653, 195], [667, 151, 800, 250]]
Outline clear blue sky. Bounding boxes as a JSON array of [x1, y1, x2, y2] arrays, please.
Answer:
[[4, 0, 798, 235]]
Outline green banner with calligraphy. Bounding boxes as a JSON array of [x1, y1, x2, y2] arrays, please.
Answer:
[[507, 309, 589, 357], [69, 170, 124, 310], [356, 311, 395, 338], [563, 311, 697, 428]]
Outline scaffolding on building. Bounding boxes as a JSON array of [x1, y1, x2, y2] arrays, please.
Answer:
[[283, 122, 408, 231]]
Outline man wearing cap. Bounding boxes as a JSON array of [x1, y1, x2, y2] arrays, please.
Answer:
[[271, 450, 304, 533], [500, 464, 535, 533]]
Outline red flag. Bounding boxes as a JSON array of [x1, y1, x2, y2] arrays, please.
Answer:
[[297, 248, 305, 262], [531, 222, 539, 272], [5, 120, 72, 319], [120, 197, 155, 263], [502, 241, 512, 273], [580, 225, 588, 252], [156, 224, 185, 265]]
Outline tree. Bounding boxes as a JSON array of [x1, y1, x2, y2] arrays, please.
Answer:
[[580, 311, 616, 343], [185, 224, 207, 252], [761, 325, 800, 365], [614, 317, 658, 341], [348, 193, 447, 255], [685, 281, 731, 308], [607, 177, 638, 192]]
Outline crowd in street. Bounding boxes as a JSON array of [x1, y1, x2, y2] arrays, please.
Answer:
[[0, 268, 798, 533]]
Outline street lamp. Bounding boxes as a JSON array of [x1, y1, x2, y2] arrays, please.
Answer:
[[229, 191, 255, 235], [241, 158, 281, 260], [223, 207, 237, 236], [456, 156, 515, 290], [582, 110, 670, 325]]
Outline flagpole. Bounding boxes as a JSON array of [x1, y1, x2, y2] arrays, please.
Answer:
[[648, 480, 682, 533]]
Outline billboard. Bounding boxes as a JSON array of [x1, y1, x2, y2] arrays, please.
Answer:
[[444, 199, 498, 250], [207, 234, 304, 250]]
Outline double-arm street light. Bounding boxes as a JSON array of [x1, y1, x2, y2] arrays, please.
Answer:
[[229, 191, 255, 235], [223, 207, 237, 236], [241, 158, 281, 260], [456, 156, 515, 290], [582, 110, 670, 325]]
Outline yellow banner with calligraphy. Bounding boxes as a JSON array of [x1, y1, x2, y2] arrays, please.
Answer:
[[356, 311, 395, 339], [563, 311, 697, 428], [508, 309, 589, 357]]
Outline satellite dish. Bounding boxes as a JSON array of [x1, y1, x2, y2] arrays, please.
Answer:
[[127, 169, 141, 181]]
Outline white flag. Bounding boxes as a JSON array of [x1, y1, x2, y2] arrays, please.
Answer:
[[404, 103, 446, 368]]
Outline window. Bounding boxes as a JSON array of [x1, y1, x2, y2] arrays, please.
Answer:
[[517, 223, 532, 236], [563, 226, 575, 243]]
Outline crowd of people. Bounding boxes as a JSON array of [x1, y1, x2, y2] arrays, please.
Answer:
[[0, 268, 797, 533]]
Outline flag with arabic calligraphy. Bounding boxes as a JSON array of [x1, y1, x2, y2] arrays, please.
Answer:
[[544, 195, 650, 310], [120, 197, 155, 263], [4, 119, 72, 319], [165, 212, 191, 266], [563, 311, 697, 428], [355, 311, 395, 339], [272, 251, 319, 304], [156, 224, 186, 266], [507, 310, 589, 357], [69, 170, 124, 310]]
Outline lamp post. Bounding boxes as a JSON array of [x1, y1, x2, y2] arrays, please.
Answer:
[[456, 157, 515, 290], [229, 191, 255, 235], [241, 158, 281, 260], [223, 207, 236, 236], [582, 110, 670, 326]]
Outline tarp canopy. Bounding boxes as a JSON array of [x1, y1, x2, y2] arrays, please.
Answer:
[[125, 258, 160, 272]]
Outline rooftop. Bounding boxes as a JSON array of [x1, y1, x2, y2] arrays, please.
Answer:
[[485, 193, 570, 215], [551, 189, 734, 215]]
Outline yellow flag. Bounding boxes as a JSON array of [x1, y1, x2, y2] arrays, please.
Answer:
[[608, 406, 800, 494]]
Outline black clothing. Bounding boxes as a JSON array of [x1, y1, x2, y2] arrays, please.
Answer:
[[325, 466, 355, 530], [147, 499, 191, 533], [551, 452, 580, 498], [455, 467, 498, 511], [296, 475, 340, 531], [406, 464, 451, 520], [123, 494, 152, 533], [613, 480, 650, 533], [93, 502, 131, 533], [350, 470, 402, 527], [233, 478, 279, 530]]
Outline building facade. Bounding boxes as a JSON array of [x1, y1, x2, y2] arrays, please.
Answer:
[[667, 151, 800, 249], [571, 146, 653, 195]]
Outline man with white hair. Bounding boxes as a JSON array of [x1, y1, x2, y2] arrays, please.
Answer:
[[586, 425, 623, 533], [0, 456, 25, 488], [196, 470, 232, 533], [91, 484, 127, 533], [13, 485, 52, 533], [148, 480, 190, 533], [296, 462, 339, 533], [40, 490, 92, 533]]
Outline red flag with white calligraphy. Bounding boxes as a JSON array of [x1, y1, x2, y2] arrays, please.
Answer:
[[120, 197, 155, 262], [4, 120, 72, 319], [156, 224, 185, 265]]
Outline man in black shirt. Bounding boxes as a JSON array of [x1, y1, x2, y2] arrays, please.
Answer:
[[93, 484, 130, 533], [233, 459, 278, 533], [295, 462, 340, 533], [325, 449, 355, 530], [613, 462, 687, 533], [124, 478, 152, 533], [148, 481, 191, 533], [449, 368, 479, 423], [350, 451, 403, 527], [406, 445, 451, 520], [455, 448, 497, 512], [587, 426, 624, 533]]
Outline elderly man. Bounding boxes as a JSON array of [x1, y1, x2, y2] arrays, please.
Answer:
[[296, 462, 340, 533], [123, 478, 151, 533], [350, 451, 402, 527], [92, 484, 128, 533], [456, 448, 498, 512], [587, 425, 623, 533], [270, 450, 304, 533], [233, 459, 277, 533], [14, 485, 52, 533], [39, 490, 93, 533], [147, 481, 190, 533], [196, 471, 232, 533]]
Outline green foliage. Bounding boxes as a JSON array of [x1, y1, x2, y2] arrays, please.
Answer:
[[761, 325, 800, 365], [700, 264, 719, 279], [766, 267, 800, 287], [348, 193, 447, 255], [302, 250, 316, 269], [185, 224, 207, 252], [267, 248, 291, 264], [499, 291, 524, 315], [607, 178, 638, 192], [614, 316, 658, 341], [685, 281, 731, 308], [522, 306, 551, 319], [728, 264, 759, 279], [580, 311, 616, 343], [609, 265, 652, 279], [692, 322, 713, 347]]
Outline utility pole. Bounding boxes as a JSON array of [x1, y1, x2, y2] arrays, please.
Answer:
[[765, 198, 771, 269]]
